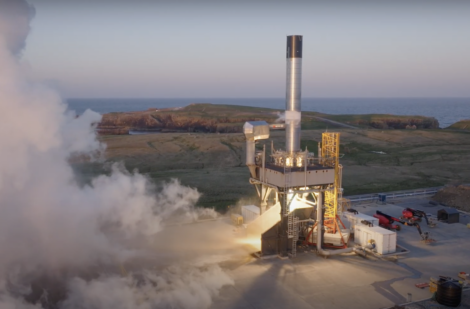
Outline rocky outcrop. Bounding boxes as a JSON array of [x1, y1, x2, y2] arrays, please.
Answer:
[[97, 104, 277, 134], [97, 104, 441, 135], [99, 112, 160, 129], [432, 185, 470, 212]]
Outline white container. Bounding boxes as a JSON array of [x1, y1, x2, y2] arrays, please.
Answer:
[[241, 205, 260, 223], [309, 227, 350, 247], [354, 225, 396, 255], [354, 225, 369, 247], [343, 212, 379, 230]]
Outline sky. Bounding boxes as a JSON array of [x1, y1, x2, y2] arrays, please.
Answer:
[[22, 0, 470, 99]]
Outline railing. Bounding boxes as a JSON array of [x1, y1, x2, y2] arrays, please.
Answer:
[[255, 152, 335, 169], [345, 186, 443, 205]]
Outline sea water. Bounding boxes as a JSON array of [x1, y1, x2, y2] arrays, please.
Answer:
[[66, 98, 470, 128]]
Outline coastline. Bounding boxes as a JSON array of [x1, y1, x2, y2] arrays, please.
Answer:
[[67, 97, 470, 128], [95, 103, 445, 135]]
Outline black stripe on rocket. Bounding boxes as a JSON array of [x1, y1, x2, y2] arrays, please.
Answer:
[[286, 35, 302, 58]]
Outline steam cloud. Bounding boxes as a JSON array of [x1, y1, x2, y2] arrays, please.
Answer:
[[275, 111, 285, 123], [0, 1, 233, 308], [0, 0, 34, 55]]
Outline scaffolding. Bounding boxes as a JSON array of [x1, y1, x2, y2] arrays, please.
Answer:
[[245, 128, 347, 256], [321, 132, 340, 168], [321, 133, 341, 234], [283, 165, 299, 257]]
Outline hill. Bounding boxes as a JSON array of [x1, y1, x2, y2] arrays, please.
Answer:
[[446, 119, 470, 130], [97, 103, 440, 134]]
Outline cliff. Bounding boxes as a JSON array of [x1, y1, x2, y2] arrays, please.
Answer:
[[98, 104, 280, 134]]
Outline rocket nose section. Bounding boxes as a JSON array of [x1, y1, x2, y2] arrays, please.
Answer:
[[286, 35, 302, 58]]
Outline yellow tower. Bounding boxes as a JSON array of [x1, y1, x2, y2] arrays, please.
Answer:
[[321, 132, 343, 236]]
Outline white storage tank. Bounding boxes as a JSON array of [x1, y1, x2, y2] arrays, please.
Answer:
[[354, 225, 396, 255], [241, 205, 260, 223]]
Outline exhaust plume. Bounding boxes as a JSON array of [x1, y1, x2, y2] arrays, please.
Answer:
[[0, 0, 35, 55], [0, 1, 234, 308]]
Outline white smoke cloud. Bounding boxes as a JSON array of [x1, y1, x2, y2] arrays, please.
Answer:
[[62, 264, 233, 309], [0, 1, 234, 308], [275, 111, 285, 123], [0, 0, 35, 55]]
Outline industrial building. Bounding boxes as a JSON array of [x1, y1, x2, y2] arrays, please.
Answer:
[[241, 35, 399, 258], [222, 36, 470, 309]]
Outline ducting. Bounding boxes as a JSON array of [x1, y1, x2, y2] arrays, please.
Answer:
[[315, 192, 356, 256], [243, 121, 269, 176]]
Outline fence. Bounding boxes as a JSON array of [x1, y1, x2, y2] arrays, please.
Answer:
[[345, 187, 443, 205]]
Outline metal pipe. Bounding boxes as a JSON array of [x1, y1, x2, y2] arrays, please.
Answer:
[[285, 35, 302, 153], [246, 140, 255, 165], [262, 144, 266, 182], [316, 192, 356, 256], [318, 142, 322, 165], [304, 151, 307, 187], [249, 178, 279, 191]]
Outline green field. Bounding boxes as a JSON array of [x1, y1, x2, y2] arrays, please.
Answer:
[[447, 119, 470, 130], [71, 129, 470, 212], [74, 106, 470, 211]]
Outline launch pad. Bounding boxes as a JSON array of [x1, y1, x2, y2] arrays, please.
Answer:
[[216, 197, 470, 309], [230, 36, 470, 309], [243, 36, 351, 258]]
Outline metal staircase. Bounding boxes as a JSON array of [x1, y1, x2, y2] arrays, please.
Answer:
[[287, 212, 294, 238], [292, 216, 299, 257], [283, 166, 292, 216], [287, 213, 299, 257], [285, 164, 294, 239], [284, 164, 298, 257]]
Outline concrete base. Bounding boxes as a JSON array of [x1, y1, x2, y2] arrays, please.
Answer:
[[209, 197, 470, 309]]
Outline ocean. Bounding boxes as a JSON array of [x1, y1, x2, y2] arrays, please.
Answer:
[[66, 98, 470, 128]]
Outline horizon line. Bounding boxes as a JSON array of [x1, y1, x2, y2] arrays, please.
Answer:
[[66, 97, 470, 100]]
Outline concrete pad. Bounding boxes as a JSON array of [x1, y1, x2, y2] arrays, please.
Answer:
[[303, 285, 394, 309], [390, 277, 432, 303], [208, 196, 470, 309]]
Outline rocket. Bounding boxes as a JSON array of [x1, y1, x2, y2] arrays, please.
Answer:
[[285, 35, 302, 154]]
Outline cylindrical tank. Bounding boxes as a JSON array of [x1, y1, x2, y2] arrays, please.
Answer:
[[436, 279, 462, 307], [246, 140, 255, 165], [285, 35, 302, 153]]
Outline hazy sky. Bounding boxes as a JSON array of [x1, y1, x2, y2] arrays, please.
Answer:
[[23, 0, 470, 98]]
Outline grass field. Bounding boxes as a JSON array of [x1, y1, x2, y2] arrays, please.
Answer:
[[72, 123, 470, 212], [447, 119, 470, 130]]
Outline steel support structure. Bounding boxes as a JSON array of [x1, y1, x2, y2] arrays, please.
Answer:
[[321, 133, 340, 233]]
